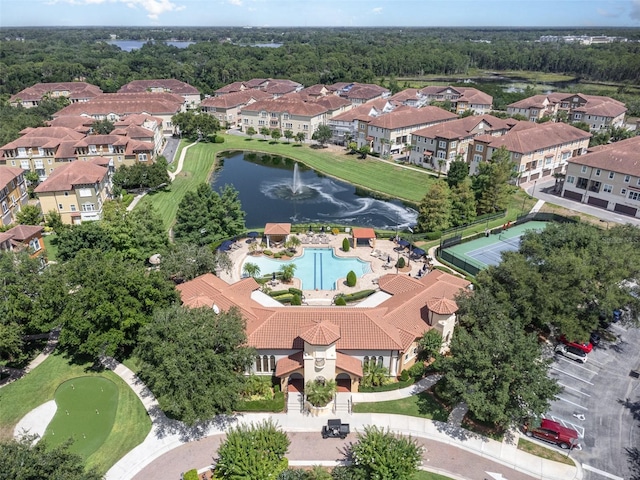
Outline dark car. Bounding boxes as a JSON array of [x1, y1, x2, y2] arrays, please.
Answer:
[[523, 419, 580, 450], [590, 331, 601, 347], [322, 419, 349, 439]]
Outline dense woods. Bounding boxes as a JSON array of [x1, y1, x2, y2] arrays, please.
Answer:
[[1, 27, 640, 99]]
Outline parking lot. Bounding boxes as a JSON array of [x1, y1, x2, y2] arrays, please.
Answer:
[[542, 322, 640, 480]]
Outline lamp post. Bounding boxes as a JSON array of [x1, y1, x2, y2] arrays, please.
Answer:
[[599, 219, 610, 230]]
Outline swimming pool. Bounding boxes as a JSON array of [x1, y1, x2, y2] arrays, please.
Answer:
[[242, 248, 372, 290]]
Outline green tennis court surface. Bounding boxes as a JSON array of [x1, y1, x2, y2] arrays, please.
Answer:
[[43, 376, 118, 459], [445, 221, 548, 271]]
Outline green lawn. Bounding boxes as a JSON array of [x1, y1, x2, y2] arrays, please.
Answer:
[[42, 233, 58, 262], [0, 353, 151, 475], [352, 392, 449, 422], [415, 471, 455, 480], [139, 136, 436, 230], [43, 377, 119, 459], [517, 438, 575, 465]]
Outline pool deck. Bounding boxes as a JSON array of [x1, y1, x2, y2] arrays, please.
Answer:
[[217, 233, 432, 305]]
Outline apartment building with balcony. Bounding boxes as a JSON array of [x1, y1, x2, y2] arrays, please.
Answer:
[[562, 136, 640, 218], [0, 166, 28, 226], [201, 90, 271, 128], [471, 122, 592, 183], [240, 98, 328, 140], [419, 86, 493, 115], [117, 79, 201, 108], [328, 98, 400, 146], [34, 159, 112, 225], [9, 82, 103, 108]]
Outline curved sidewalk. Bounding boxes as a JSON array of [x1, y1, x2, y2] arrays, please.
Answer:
[[102, 358, 579, 480]]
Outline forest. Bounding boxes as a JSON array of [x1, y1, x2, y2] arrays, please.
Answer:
[[1, 27, 640, 99]]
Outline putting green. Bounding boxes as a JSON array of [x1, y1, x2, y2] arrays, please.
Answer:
[[42, 376, 118, 459]]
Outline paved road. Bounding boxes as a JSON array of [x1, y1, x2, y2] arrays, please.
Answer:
[[162, 136, 180, 164], [132, 432, 541, 480]]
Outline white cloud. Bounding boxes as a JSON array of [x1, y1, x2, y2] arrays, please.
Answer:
[[46, 0, 185, 19], [372, 7, 383, 14]]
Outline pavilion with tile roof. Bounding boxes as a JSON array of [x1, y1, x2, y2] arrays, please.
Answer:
[[264, 222, 291, 248], [177, 269, 471, 393]]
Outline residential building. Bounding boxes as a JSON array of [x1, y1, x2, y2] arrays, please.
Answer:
[[0, 224, 46, 262], [0, 125, 157, 181], [117, 79, 201, 108], [409, 114, 515, 174], [389, 88, 430, 108], [329, 82, 391, 105], [0, 166, 28, 226], [177, 270, 471, 392], [507, 93, 627, 131], [34, 159, 112, 225], [214, 78, 302, 97], [201, 90, 271, 128], [52, 92, 186, 134], [419, 86, 493, 115], [9, 82, 103, 108], [328, 98, 400, 146], [471, 122, 592, 183], [561, 136, 640, 218], [365, 106, 458, 157], [240, 98, 328, 140]]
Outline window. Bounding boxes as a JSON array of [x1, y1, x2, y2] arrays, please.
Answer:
[[438, 140, 446, 149], [624, 175, 630, 183], [566, 175, 575, 184], [70, 205, 76, 212], [545, 156, 553, 165], [64, 191, 69, 196], [473, 154, 482, 162], [20, 160, 29, 169], [595, 169, 601, 176], [58, 203, 63, 211], [450, 141, 457, 148], [621, 188, 627, 195], [283, 114, 289, 120], [82, 203, 95, 212], [562, 152, 571, 161], [603, 184, 613, 193], [475, 144, 484, 152], [138, 153, 148, 162], [1, 202, 7, 213], [29, 238, 41, 252], [255, 356, 262, 372], [437, 151, 446, 159], [576, 177, 588, 189], [608, 172, 614, 180], [574, 113, 582, 120], [629, 191, 640, 202], [258, 120, 265, 126], [78, 188, 92, 198], [303, 125, 309, 131], [11, 160, 16, 166], [89, 145, 97, 154], [581, 166, 587, 173], [285, 123, 293, 129]]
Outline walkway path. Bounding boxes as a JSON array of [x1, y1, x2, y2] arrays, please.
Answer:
[[99, 357, 579, 480], [0, 328, 60, 389]]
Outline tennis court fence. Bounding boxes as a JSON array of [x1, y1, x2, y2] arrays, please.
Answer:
[[438, 249, 481, 276]]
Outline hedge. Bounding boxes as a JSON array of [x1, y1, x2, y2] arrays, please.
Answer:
[[288, 287, 303, 296], [183, 470, 199, 480], [341, 289, 376, 302], [269, 289, 290, 297], [358, 378, 414, 392], [273, 293, 294, 304], [236, 391, 285, 412]]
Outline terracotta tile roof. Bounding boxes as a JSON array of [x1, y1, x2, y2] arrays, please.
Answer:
[[568, 135, 640, 177], [115, 113, 164, 126], [245, 78, 269, 88], [241, 98, 328, 117], [313, 95, 352, 111], [117, 79, 200, 95], [54, 141, 79, 159], [508, 94, 556, 109], [0, 166, 25, 189], [419, 86, 492, 106], [265, 223, 291, 235], [299, 321, 341, 345], [53, 92, 184, 118], [4, 225, 43, 242], [477, 121, 591, 154], [352, 227, 376, 239], [264, 80, 302, 95], [412, 114, 513, 140], [330, 98, 395, 123], [299, 84, 329, 96], [572, 97, 627, 117], [342, 83, 390, 101], [201, 90, 271, 108], [10, 82, 102, 103], [214, 81, 248, 95], [1, 127, 85, 151], [368, 106, 457, 130], [336, 352, 363, 377], [47, 116, 94, 133], [275, 351, 303, 377], [33, 161, 108, 193], [390, 88, 420, 103], [0, 232, 13, 244], [426, 297, 459, 315]]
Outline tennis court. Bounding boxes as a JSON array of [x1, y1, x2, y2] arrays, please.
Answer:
[[442, 221, 548, 273]]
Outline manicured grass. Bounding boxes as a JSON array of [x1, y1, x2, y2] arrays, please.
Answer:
[[0, 353, 151, 475], [517, 438, 575, 465], [43, 377, 119, 459], [236, 391, 285, 413], [139, 136, 436, 230], [352, 391, 449, 422], [42, 233, 58, 262], [414, 471, 455, 480]]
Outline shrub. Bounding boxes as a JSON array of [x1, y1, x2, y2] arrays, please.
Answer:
[[263, 250, 274, 256], [334, 296, 347, 306], [291, 293, 302, 305], [342, 237, 350, 252], [273, 252, 283, 259], [407, 362, 426, 380], [346, 270, 357, 287], [214, 135, 225, 143], [288, 287, 303, 296], [274, 293, 294, 304], [399, 369, 410, 382], [396, 257, 406, 269], [242, 375, 273, 399], [424, 231, 442, 240], [341, 290, 376, 302], [269, 290, 289, 297], [306, 379, 337, 407], [183, 470, 199, 480]]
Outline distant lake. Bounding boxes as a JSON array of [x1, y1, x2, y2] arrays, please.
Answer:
[[104, 40, 194, 52]]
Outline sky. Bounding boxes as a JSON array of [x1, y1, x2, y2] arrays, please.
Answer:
[[1, 0, 640, 28]]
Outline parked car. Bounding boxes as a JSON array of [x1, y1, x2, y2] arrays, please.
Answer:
[[555, 344, 588, 363], [322, 418, 350, 439], [559, 335, 593, 353], [589, 331, 601, 347], [523, 419, 580, 450]]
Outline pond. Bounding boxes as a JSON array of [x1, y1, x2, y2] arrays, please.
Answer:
[[210, 151, 418, 230]]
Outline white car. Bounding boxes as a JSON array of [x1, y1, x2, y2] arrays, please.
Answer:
[[555, 344, 587, 363]]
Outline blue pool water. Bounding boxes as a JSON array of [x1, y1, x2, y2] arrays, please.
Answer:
[[242, 248, 371, 290]]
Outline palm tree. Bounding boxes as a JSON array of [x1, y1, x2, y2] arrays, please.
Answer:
[[362, 361, 388, 388], [285, 235, 301, 253], [305, 379, 337, 407], [243, 262, 261, 278], [279, 263, 297, 283]]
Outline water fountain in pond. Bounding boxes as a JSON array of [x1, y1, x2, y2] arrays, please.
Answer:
[[267, 163, 320, 201], [292, 163, 302, 195]]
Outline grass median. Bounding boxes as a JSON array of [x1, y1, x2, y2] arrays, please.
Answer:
[[352, 391, 449, 422]]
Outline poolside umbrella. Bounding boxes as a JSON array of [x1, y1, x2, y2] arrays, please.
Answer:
[[412, 248, 426, 257], [272, 272, 277, 281], [218, 240, 233, 252], [247, 231, 260, 238], [397, 239, 410, 247]]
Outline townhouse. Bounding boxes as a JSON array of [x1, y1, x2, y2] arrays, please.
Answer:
[[419, 86, 493, 115], [0, 225, 46, 264], [0, 124, 157, 181], [117, 79, 201, 108], [34, 159, 112, 225], [365, 106, 458, 157], [507, 93, 627, 131], [52, 92, 185, 134], [240, 98, 328, 139], [389, 88, 430, 108], [471, 122, 592, 183], [329, 82, 391, 106], [0, 166, 28, 226], [409, 114, 515, 174], [177, 270, 471, 393], [214, 78, 302, 97], [201, 90, 271, 128], [9, 82, 103, 108], [561, 136, 640, 218], [329, 98, 400, 146]]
